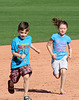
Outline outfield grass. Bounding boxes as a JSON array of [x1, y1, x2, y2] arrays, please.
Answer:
[[0, 0, 79, 45]]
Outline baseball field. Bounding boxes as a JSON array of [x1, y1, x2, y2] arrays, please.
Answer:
[[0, 40, 79, 100], [0, 0, 79, 100]]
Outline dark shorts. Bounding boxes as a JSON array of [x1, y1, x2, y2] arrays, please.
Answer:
[[10, 65, 32, 83]]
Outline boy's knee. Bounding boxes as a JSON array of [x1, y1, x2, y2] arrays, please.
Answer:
[[11, 79, 18, 84], [24, 74, 29, 80]]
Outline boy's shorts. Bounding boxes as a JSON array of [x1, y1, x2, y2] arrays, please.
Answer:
[[51, 56, 68, 75], [10, 65, 32, 83]]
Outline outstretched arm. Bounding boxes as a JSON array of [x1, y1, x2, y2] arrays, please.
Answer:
[[67, 43, 72, 58], [31, 44, 40, 54]]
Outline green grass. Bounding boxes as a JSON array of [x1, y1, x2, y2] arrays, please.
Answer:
[[0, 0, 79, 45]]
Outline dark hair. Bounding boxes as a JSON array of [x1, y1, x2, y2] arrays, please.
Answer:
[[52, 18, 68, 28], [18, 21, 29, 31]]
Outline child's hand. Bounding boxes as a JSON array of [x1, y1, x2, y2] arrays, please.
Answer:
[[37, 49, 40, 54], [20, 54, 26, 59], [68, 54, 72, 59], [52, 54, 57, 59]]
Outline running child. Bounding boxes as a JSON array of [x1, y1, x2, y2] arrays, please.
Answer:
[[47, 18, 72, 95], [8, 21, 40, 100]]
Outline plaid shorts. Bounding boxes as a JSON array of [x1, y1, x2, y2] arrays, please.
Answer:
[[10, 65, 32, 83]]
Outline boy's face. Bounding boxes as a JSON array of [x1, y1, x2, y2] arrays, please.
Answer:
[[18, 29, 29, 39]]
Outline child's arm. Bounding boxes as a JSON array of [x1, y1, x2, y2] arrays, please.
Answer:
[[31, 44, 40, 54], [47, 38, 57, 59], [12, 52, 26, 59], [67, 43, 72, 58]]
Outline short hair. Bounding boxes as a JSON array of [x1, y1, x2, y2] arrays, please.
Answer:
[[18, 21, 29, 31]]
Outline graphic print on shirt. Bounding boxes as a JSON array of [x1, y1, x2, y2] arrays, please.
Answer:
[[51, 33, 71, 60], [13, 42, 31, 65], [55, 40, 67, 56], [11, 35, 32, 69]]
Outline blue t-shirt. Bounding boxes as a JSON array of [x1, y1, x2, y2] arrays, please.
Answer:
[[11, 35, 32, 69], [51, 33, 71, 60]]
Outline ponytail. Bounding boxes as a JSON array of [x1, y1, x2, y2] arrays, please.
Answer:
[[52, 17, 68, 28]]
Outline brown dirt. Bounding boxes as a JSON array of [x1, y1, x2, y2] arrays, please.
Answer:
[[0, 40, 79, 100]]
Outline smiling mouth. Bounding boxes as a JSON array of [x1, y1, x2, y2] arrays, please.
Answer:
[[61, 32, 64, 33]]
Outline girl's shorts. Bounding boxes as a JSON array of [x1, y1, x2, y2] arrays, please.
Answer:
[[10, 65, 32, 83], [51, 56, 68, 75]]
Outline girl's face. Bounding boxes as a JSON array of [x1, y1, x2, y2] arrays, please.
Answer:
[[18, 29, 29, 39], [58, 24, 68, 36]]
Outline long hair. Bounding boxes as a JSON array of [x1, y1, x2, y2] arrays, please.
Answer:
[[52, 18, 68, 28]]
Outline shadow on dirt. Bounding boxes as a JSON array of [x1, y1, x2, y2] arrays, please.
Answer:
[[15, 88, 59, 94]]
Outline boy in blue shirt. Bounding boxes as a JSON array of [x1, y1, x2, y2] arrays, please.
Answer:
[[8, 21, 40, 100]]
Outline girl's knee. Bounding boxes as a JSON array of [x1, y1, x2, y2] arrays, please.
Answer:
[[54, 73, 60, 79], [60, 69, 67, 76]]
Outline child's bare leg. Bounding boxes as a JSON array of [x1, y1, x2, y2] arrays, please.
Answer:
[[60, 69, 67, 94], [53, 72, 61, 79], [23, 74, 29, 96]]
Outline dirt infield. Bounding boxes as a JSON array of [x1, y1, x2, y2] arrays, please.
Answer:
[[0, 40, 79, 100]]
